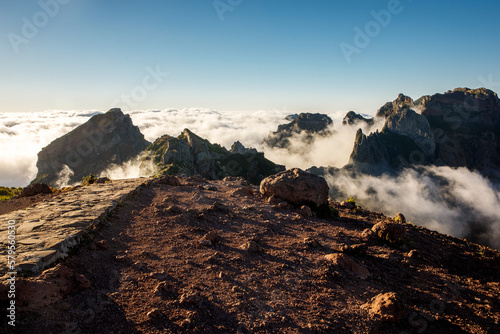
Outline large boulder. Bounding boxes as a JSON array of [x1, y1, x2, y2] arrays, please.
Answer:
[[260, 168, 329, 215], [20, 183, 52, 197], [143, 129, 284, 185], [33, 108, 150, 187], [263, 113, 333, 149]]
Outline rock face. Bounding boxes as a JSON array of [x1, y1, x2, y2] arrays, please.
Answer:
[[260, 168, 329, 215], [416, 88, 500, 176], [33, 108, 150, 187], [143, 129, 284, 185], [342, 111, 375, 126], [230, 141, 258, 155], [264, 113, 333, 148], [349, 88, 500, 177]]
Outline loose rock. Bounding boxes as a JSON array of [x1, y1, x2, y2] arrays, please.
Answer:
[[363, 292, 404, 322], [324, 253, 370, 279]]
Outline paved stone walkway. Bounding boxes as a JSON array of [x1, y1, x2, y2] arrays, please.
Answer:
[[0, 178, 149, 275]]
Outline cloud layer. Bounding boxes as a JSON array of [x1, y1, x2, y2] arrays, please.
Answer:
[[325, 166, 500, 249], [1, 108, 499, 249]]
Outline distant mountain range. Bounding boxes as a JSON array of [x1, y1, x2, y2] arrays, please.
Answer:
[[32, 87, 500, 188]]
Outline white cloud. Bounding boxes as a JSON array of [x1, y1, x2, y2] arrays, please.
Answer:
[[325, 166, 500, 249]]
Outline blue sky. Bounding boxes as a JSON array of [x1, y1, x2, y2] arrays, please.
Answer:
[[1, 0, 499, 114]]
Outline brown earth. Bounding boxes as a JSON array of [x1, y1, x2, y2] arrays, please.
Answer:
[[0, 193, 55, 216], [2, 176, 500, 333]]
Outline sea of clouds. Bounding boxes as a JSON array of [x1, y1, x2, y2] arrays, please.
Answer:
[[1, 108, 499, 248], [0, 108, 363, 187]]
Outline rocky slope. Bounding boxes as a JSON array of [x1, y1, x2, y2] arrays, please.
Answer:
[[349, 88, 500, 177], [2, 172, 499, 333], [142, 129, 284, 185], [263, 113, 333, 149], [33, 108, 150, 186]]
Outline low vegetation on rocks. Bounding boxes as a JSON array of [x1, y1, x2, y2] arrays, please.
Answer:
[[0, 186, 22, 201]]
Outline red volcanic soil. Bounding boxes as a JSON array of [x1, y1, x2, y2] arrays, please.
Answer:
[[3, 176, 500, 333]]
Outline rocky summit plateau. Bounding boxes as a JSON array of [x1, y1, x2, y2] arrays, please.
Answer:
[[1, 172, 499, 333], [1, 87, 500, 333]]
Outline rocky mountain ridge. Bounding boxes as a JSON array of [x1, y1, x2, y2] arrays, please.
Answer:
[[349, 88, 500, 177], [142, 129, 284, 185], [263, 113, 333, 149], [32, 109, 284, 187]]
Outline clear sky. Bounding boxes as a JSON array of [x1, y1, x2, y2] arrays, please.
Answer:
[[1, 0, 499, 114]]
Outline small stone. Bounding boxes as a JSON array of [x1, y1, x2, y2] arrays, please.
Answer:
[[154, 281, 172, 295], [140, 250, 157, 259], [341, 243, 368, 255], [133, 261, 147, 271], [96, 240, 109, 250], [304, 237, 321, 248], [340, 201, 355, 210], [158, 175, 181, 186], [147, 308, 163, 320], [324, 253, 370, 279], [203, 231, 218, 244], [267, 195, 281, 204], [114, 255, 129, 262], [200, 240, 212, 246], [95, 177, 110, 184], [241, 240, 262, 253], [299, 205, 313, 217], [166, 205, 183, 215], [179, 291, 203, 306], [232, 186, 254, 197]]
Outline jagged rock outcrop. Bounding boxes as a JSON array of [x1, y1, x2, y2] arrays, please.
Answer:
[[348, 88, 500, 177], [230, 141, 258, 155], [415, 88, 500, 175], [33, 108, 150, 187], [349, 107, 435, 171], [376, 93, 414, 118], [263, 113, 333, 148], [143, 129, 284, 185], [342, 111, 375, 126]]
